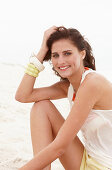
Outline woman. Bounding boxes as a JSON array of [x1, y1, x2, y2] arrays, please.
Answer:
[[15, 26, 112, 170]]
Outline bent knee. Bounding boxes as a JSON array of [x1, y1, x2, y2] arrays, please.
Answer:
[[31, 100, 53, 115], [34, 99, 52, 108]]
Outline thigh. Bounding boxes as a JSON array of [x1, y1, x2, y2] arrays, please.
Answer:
[[37, 100, 84, 170]]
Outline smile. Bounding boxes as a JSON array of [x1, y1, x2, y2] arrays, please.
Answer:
[[59, 66, 70, 70]]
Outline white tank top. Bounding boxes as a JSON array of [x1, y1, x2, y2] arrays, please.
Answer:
[[67, 69, 112, 169]]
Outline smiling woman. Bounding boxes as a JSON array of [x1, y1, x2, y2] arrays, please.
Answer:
[[45, 26, 96, 81], [15, 26, 112, 170]]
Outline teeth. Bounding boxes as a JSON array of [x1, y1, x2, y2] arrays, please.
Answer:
[[60, 66, 69, 70]]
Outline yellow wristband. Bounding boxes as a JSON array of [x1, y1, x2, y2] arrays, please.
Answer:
[[25, 70, 38, 77], [26, 67, 39, 74], [25, 63, 40, 77]]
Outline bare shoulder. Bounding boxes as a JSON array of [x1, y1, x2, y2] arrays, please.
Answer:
[[83, 71, 112, 109], [76, 72, 105, 104], [80, 72, 103, 90], [85, 71, 112, 87]]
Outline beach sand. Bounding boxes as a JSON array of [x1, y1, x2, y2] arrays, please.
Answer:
[[0, 63, 111, 170], [0, 63, 71, 170]]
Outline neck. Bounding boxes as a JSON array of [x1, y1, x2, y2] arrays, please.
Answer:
[[68, 67, 85, 92]]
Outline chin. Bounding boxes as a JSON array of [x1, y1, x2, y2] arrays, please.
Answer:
[[56, 69, 72, 78], [59, 73, 71, 79]]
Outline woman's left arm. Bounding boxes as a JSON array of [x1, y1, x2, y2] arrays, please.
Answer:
[[20, 74, 103, 170]]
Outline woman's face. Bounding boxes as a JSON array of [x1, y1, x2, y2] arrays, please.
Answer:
[[51, 39, 85, 79]]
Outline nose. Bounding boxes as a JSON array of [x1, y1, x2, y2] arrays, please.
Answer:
[[57, 55, 65, 65]]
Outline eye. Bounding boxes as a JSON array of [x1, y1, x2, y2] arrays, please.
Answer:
[[64, 52, 71, 56], [51, 53, 59, 58]]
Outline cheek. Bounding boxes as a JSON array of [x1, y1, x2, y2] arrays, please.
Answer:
[[71, 54, 80, 65], [51, 58, 56, 67], [51, 58, 54, 64]]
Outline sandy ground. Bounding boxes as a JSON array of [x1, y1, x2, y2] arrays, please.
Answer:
[[0, 63, 111, 170], [0, 63, 71, 170]]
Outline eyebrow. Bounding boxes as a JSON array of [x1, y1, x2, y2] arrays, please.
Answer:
[[51, 50, 72, 54]]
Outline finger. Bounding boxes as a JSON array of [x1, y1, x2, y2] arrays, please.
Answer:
[[49, 25, 57, 32]]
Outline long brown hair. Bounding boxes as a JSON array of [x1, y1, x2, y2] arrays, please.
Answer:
[[44, 26, 96, 79]]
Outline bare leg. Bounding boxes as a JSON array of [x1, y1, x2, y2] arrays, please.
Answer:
[[30, 101, 53, 170], [30, 100, 84, 170]]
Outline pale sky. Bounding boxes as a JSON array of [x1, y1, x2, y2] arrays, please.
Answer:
[[0, 0, 112, 71]]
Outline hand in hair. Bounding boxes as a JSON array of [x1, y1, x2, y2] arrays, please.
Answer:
[[41, 26, 57, 50], [35, 26, 57, 62]]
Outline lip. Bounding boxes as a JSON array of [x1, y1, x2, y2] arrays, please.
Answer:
[[59, 65, 69, 68], [58, 65, 70, 71]]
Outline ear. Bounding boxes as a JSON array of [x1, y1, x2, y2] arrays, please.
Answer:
[[81, 50, 86, 59]]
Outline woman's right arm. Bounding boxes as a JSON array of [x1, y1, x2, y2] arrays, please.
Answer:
[[15, 50, 70, 103], [15, 26, 70, 103], [15, 77, 69, 103]]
